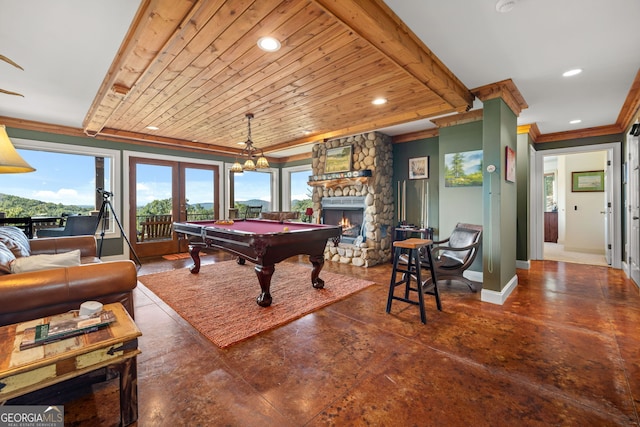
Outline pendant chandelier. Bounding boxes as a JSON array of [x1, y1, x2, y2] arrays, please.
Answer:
[[230, 113, 269, 172]]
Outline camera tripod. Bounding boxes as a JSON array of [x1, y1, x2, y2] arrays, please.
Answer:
[[95, 188, 142, 268]]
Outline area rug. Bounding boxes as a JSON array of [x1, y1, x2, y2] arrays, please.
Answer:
[[138, 261, 375, 348]]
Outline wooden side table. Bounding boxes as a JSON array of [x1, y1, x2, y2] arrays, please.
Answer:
[[0, 303, 141, 426]]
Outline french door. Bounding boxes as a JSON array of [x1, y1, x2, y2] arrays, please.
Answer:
[[129, 157, 219, 258]]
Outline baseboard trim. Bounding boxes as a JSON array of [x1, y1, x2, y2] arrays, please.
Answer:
[[481, 274, 518, 305], [516, 260, 530, 269]]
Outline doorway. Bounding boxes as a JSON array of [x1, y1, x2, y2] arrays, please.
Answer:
[[127, 156, 220, 258], [531, 143, 622, 268]]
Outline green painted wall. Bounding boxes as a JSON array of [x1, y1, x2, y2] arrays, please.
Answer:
[[392, 136, 439, 234], [438, 121, 484, 239], [482, 98, 517, 291]]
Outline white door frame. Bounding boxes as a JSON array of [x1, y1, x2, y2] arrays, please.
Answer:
[[530, 142, 622, 268], [627, 133, 640, 286]]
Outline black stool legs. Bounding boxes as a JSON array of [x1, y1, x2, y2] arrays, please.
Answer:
[[386, 238, 441, 324]]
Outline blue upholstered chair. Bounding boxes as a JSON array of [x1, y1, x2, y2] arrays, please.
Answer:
[[36, 215, 99, 238]]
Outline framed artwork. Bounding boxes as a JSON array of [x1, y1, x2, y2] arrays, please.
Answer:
[[408, 156, 429, 179], [571, 170, 604, 192], [324, 145, 352, 173], [444, 149, 483, 187], [505, 146, 516, 182]]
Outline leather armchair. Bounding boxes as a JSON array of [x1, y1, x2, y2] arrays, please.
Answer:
[[0, 235, 137, 327]]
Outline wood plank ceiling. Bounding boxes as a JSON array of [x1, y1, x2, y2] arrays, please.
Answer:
[[83, 0, 474, 156]]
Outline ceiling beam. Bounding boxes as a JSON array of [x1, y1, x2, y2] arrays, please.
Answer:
[[312, 0, 474, 113]]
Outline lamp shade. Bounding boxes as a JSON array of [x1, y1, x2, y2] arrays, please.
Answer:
[[305, 207, 314, 216], [243, 158, 256, 171], [0, 125, 35, 173], [230, 161, 243, 173], [256, 155, 269, 169]]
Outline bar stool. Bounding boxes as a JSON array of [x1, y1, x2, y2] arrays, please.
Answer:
[[386, 238, 442, 324]]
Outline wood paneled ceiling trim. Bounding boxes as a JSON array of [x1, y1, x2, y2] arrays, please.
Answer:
[[82, 0, 475, 155], [431, 109, 484, 128]]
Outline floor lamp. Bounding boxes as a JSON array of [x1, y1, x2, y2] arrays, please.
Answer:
[[0, 125, 36, 174]]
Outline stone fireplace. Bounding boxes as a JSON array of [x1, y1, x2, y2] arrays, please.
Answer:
[[309, 132, 394, 267]]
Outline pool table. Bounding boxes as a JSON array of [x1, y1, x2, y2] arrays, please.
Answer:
[[173, 219, 342, 307]]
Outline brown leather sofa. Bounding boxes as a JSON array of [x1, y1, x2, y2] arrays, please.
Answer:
[[0, 235, 137, 327]]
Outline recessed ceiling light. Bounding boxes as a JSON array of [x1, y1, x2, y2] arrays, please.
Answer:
[[372, 98, 387, 105], [257, 37, 281, 52], [569, 119, 582, 124], [563, 69, 582, 77], [146, 126, 159, 130]]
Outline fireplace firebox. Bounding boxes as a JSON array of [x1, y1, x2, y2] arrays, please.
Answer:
[[321, 197, 365, 244]]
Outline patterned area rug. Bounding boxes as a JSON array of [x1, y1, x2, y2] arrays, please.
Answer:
[[138, 260, 375, 348]]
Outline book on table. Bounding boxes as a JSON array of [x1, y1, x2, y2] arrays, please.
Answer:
[[20, 310, 116, 350]]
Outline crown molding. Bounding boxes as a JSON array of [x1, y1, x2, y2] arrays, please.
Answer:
[[392, 128, 439, 143], [471, 79, 528, 116]]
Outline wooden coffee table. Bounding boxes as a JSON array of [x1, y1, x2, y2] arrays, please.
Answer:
[[0, 303, 141, 426]]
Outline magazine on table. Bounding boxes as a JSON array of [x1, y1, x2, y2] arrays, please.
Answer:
[[20, 310, 116, 350]]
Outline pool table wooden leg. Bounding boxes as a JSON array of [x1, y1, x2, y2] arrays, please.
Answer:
[[188, 243, 203, 273], [254, 264, 275, 307], [309, 254, 325, 289]]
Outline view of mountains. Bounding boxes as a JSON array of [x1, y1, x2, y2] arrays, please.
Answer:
[[0, 193, 94, 217], [0, 193, 307, 218]]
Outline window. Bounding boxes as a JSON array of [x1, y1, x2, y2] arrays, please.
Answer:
[[224, 165, 278, 218], [282, 165, 312, 214], [0, 139, 120, 235], [233, 171, 272, 213]]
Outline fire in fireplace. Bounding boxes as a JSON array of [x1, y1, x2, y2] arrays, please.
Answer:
[[321, 197, 365, 244]]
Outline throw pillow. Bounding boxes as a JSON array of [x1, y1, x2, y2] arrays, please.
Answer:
[[10, 249, 81, 274], [0, 241, 16, 274], [0, 226, 31, 258]]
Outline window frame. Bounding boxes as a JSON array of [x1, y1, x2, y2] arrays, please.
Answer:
[[224, 163, 279, 215], [281, 164, 312, 211], [11, 138, 122, 237]]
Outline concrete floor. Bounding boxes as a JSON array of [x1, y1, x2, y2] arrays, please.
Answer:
[[18, 252, 640, 426]]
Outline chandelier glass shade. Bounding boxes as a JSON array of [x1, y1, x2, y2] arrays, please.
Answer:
[[231, 113, 269, 172]]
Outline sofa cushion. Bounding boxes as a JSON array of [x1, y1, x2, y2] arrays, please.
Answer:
[[0, 241, 16, 274], [10, 249, 81, 273], [0, 226, 31, 258]]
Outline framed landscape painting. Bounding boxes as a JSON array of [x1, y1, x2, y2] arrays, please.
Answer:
[[444, 149, 483, 187], [572, 170, 604, 192], [324, 145, 352, 173]]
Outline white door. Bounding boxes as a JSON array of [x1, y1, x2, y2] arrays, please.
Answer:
[[629, 135, 640, 285]]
